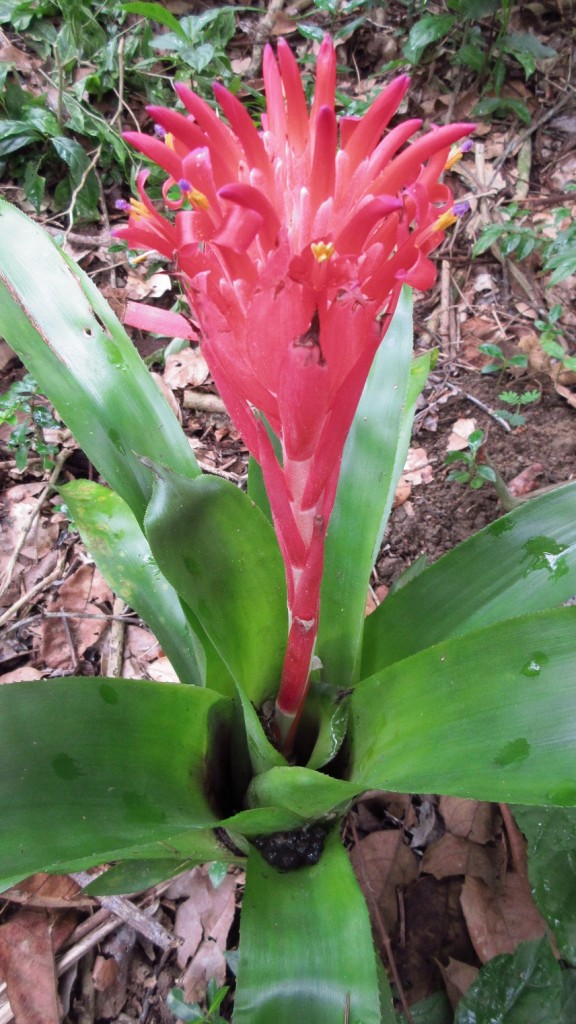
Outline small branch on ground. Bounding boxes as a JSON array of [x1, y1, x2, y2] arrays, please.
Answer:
[[102, 596, 128, 677], [246, 0, 286, 77]]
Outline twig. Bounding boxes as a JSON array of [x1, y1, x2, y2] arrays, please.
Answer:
[[69, 872, 176, 951], [439, 260, 452, 354], [0, 551, 68, 629], [63, 144, 103, 241], [102, 596, 128, 677], [449, 385, 512, 432], [0, 449, 70, 600], [182, 390, 227, 414], [246, 0, 286, 77], [492, 93, 572, 175]]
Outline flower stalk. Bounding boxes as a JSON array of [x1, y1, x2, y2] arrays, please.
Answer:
[[116, 36, 474, 753]]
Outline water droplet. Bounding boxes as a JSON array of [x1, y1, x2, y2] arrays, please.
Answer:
[[489, 516, 514, 537], [99, 683, 119, 704], [105, 341, 126, 370], [108, 428, 126, 455], [494, 737, 530, 767], [520, 651, 549, 677], [52, 752, 84, 780], [548, 781, 576, 804], [522, 536, 569, 580]]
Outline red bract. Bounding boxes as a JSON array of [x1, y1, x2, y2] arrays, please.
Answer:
[[116, 36, 474, 747]]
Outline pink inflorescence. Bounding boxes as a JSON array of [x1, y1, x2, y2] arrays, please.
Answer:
[[116, 36, 474, 741]]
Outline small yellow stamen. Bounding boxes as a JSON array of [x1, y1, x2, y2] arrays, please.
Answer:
[[129, 251, 152, 266], [445, 148, 463, 171], [165, 132, 175, 150], [187, 188, 210, 212], [311, 240, 335, 263], [431, 210, 457, 233], [129, 198, 150, 221]]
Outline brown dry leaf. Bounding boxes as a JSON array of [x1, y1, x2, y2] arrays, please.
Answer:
[[0, 43, 36, 69], [174, 868, 238, 1004], [150, 371, 182, 423], [446, 418, 477, 452], [507, 463, 544, 497], [402, 447, 433, 485], [0, 909, 60, 1024], [555, 380, 576, 409], [164, 349, 210, 389], [0, 666, 43, 684], [396, 876, 468, 1006], [2, 874, 85, 909], [392, 478, 411, 508], [394, 447, 433, 504], [439, 798, 498, 845], [461, 873, 548, 963], [438, 957, 479, 1009], [460, 316, 501, 367], [40, 563, 113, 672], [350, 830, 419, 934], [0, 483, 59, 601], [517, 332, 553, 375], [93, 924, 137, 1020], [422, 834, 497, 888], [121, 625, 162, 678]]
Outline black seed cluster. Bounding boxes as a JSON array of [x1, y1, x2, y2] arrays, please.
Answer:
[[253, 825, 327, 871]]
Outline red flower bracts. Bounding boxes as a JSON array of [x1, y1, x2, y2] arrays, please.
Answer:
[[116, 36, 474, 745]]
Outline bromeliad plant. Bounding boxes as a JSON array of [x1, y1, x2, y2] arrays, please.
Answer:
[[1, 36, 576, 1023]]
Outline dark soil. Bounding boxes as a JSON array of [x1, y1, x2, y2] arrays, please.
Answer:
[[378, 364, 576, 588]]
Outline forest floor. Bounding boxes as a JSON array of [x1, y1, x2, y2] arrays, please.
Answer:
[[0, 0, 575, 1021]]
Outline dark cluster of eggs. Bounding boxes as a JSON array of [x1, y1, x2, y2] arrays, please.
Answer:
[[253, 825, 327, 870]]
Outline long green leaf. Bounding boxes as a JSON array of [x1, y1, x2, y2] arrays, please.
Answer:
[[233, 832, 388, 1024], [0, 199, 199, 522], [318, 289, 424, 686], [351, 607, 576, 806], [144, 464, 287, 703], [60, 480, 208, 686], [247, 766, 357, 820], [362, 482, 576, 677], [0, 678, 231, 891]]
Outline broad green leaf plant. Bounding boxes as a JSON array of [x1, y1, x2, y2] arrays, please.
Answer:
[[1, 36, 576, 1023]]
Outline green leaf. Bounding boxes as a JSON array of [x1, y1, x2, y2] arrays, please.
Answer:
[[319, 289, 424, 686], [397, 990, 453, 1024], [473, 97, 532, 125], [60, 479, 208, 687], [233, 833, 387, 1024], [403, 14, 456, 63], [234, 683, 287, 776], [121, 1, 189, 40], [0, 198, 200, 523], [82, 858, 195, 895], [455, 937, 575, 1023], [167, 989, 204, 1022], [247, 766, 357, 821], [504, 31, 557, 60], [362, 482, 576, 675], [352, 607, 576, 806], [0, 678, 232, 891], [512, 805, 576, 965], [144, 465, 287, 703], [23, 160, 46, 212]]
